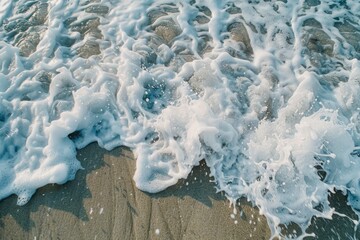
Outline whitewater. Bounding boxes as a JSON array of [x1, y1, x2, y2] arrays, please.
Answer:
[[1, 0, 360, 238]]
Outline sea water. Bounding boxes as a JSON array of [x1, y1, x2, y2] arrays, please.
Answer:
[[1, 0, 360, 238]]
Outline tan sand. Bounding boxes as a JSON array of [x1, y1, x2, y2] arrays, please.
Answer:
[[0, 143, 270, 240], [1, 143, 359, 239]]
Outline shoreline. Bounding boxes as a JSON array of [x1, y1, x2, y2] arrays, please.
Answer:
[[0, 143, 270, 240], [1, 143, 359, 239], [1, 1, 360, 240]]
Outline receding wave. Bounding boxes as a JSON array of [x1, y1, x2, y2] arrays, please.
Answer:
[[1, 0, 360, 238]]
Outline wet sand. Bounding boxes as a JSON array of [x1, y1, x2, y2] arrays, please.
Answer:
[[0, 143, 271, 240], [1, 143, 359, 240]]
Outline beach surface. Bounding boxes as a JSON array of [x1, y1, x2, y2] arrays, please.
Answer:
[[0, 143, 271, 240], [1, 144, 360, 239]]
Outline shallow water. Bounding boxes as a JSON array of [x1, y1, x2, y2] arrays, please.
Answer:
[[1, 0, 360, 238]]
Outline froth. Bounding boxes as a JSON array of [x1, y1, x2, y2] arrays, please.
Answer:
[[1, 0, 360, 238]]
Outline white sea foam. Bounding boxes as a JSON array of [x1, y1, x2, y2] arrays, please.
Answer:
[[1, 0, 360, 238]]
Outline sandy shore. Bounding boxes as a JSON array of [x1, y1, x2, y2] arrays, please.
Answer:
[[0, 143, 271, 240], [1, 143, 359, 239]]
